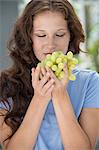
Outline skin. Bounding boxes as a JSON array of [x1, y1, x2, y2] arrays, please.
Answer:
[[32, 10, 99, 149], [32, 11, 70, 61], [0, 10, 99, 150]]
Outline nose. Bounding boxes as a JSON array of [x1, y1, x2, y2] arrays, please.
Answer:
[[47, 37, 56, 52]]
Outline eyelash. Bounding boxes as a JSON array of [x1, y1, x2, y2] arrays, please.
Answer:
[[37, 34, 65, 37]]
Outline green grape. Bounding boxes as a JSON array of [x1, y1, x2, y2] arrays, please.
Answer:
[[58, 71, 65, 79], [68, 61, 73, 66], [51, 65, 58, 71], [38, 50, 78, 81], [68, 74, 76, 81], [46, 61, 53, 67], [51, 54, 57, 63], [71, 58, 78, 65], [67, 51, 73, 59], [52, 51, 58, 55], [68, 68, 72, 74], [57, 51, 63, 55], [55, 68, 62, 74], [69, 64, 76, 70], [59, 53, 65, 59], [58, 63, 64, 69], [63, 55, 67, 63], [55, 71, 59, 77], [46, 54, 51, 60], [55, 68, 62, 77], [64, 55, 68, 59], [56, 57, 62, 64]]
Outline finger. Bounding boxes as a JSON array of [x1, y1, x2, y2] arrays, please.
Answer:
[[41, 67, 46, 76], [47, 67, 58, 81], [45, 66, 50, 73], [43, 78, 55, 93], [31, 68, 35, 86], [62, 64, 69, 83], [35, 65, 40, 82], [40, 73, 43, 80], [31, 68, 35, 78], [40, 67, 44, 79], [45, 66, 51, 80], [46, 84, 54, 95], [39, 72, 50, 87], [63, 64, 68, 77]]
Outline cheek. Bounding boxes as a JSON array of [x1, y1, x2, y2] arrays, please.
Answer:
[[32, 42, 45, 61], [64, 36, 70, 47], [32, 39, 42, 54], [33, 38, 41, 49], [60, 39, 70, 49], [59, 38, 70, 54]]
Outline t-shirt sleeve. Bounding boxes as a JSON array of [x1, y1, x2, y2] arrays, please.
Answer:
[[0, 97, 13, 110], [0, 101, 10, 110], [83, 72, 99, 108], [0, 101, 5, 109]]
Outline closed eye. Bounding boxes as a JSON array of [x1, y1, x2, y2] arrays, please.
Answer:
[[56, 33, 65, 37], [36, 34, 65, 37], [37, 35, 46, 37]]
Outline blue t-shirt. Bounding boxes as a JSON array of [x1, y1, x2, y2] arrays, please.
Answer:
[[0, 69, 99, 150]]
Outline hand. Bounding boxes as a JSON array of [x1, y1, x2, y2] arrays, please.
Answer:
[[31, 65, 55, 103], [46, 64, 69, 99]]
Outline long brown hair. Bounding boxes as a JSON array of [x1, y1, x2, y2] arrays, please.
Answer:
[[0, 0, 85, 142]]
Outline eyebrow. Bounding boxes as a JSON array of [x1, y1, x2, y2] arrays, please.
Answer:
[[34, 29, 66, 32]]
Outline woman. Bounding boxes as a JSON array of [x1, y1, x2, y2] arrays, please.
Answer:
[[0, 0, 99, 149]]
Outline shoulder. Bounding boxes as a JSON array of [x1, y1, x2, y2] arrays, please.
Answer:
[[0, 97, 13, 111], [73, 68, 99, 86], [68, 68, 99, 93], [73, 68, 99, 108], [73, 68, 99, 80]]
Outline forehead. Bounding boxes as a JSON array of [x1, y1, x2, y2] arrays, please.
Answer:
[[33, 10, 68, 29]]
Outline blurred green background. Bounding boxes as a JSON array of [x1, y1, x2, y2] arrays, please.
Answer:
[[71, 0, 99, 73], [0, 0, 99, 149]]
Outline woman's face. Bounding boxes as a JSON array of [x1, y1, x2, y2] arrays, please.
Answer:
[[32, 11, 70, 61]]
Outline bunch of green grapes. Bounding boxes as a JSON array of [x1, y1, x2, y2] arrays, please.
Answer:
[[38, 51, 78, 81]]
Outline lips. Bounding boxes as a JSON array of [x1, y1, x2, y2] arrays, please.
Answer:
[[44, 53, 52, 55]]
